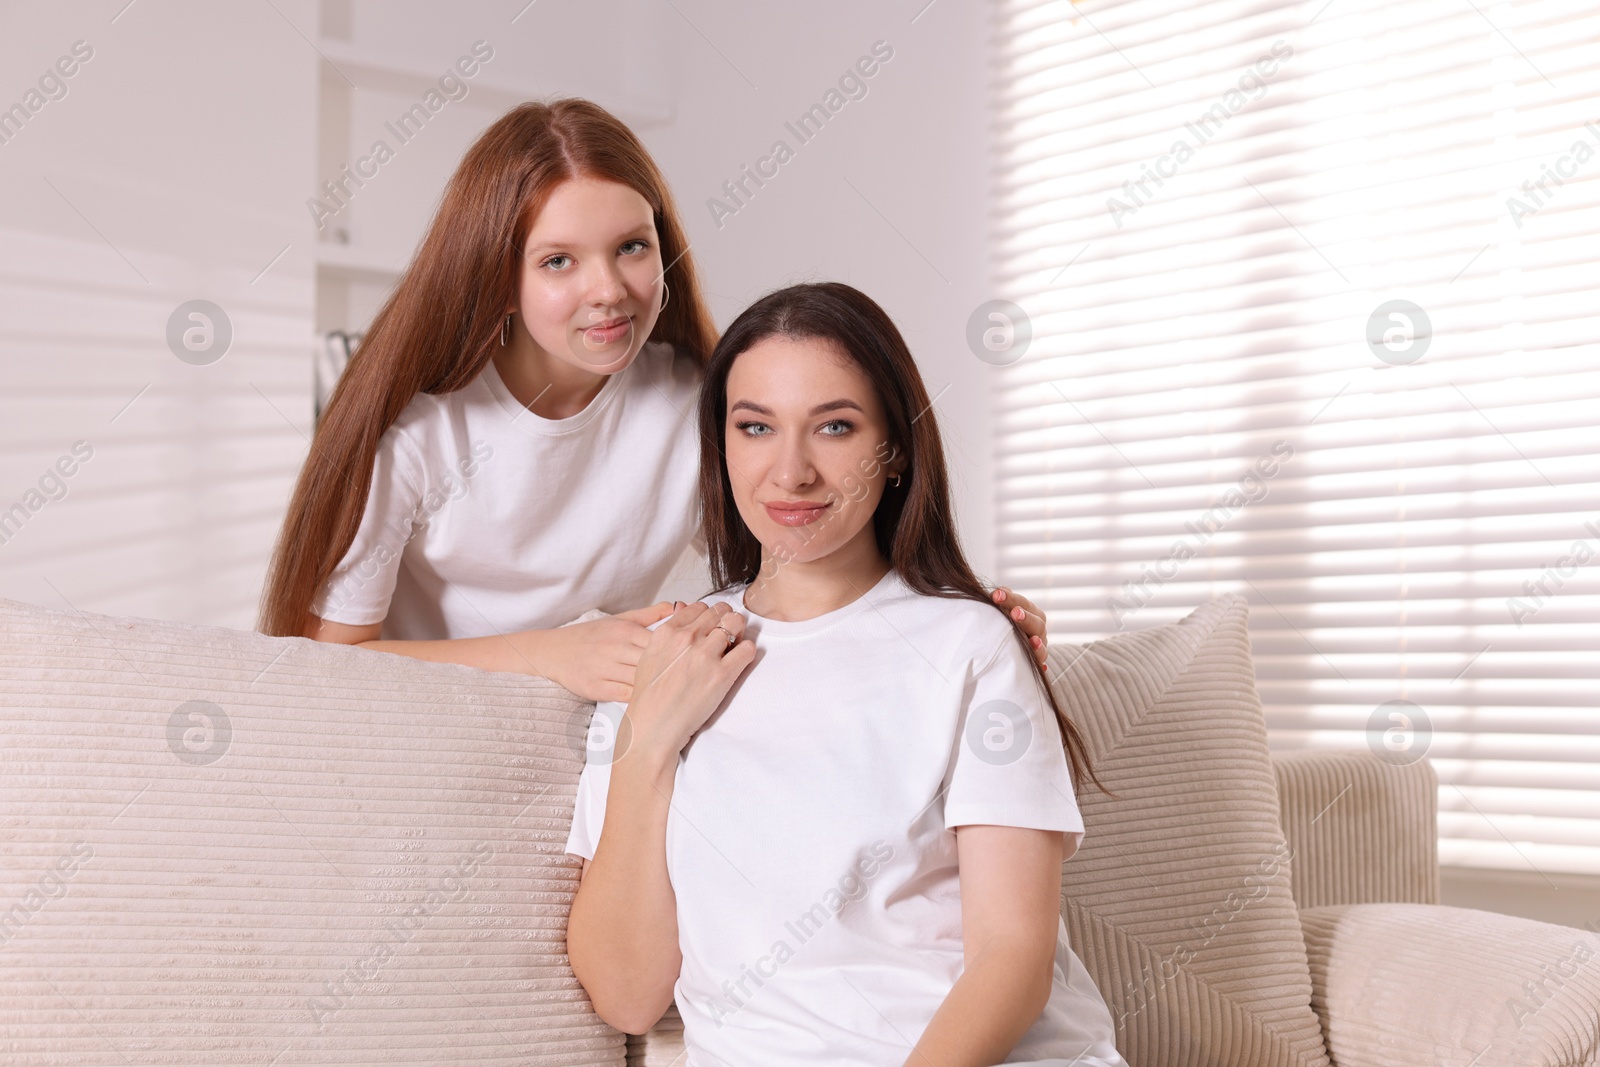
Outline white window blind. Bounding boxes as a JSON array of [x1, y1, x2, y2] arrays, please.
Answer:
[[991, 0, 1600, 875]]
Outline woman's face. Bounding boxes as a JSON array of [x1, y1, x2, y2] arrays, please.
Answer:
[[514, 177, 664, 374], [723, 335, 905, 569]]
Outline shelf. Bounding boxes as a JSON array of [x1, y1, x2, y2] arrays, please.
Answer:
[[314, 40, 673, 129], [315, 242, 404, 283]]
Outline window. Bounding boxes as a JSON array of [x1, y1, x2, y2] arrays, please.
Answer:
[[992, 0, 1600, 874]]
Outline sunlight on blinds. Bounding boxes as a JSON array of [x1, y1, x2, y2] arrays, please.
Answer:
[[991, 0, 1600, 875]]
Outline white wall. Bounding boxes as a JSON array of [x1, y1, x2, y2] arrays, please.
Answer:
[[637, 0, 998, 579], [0, 0, 318, 629]]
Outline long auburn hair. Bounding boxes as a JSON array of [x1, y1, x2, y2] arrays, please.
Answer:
[[696, 282, 1107, 796], [259, 99, 717, 637]]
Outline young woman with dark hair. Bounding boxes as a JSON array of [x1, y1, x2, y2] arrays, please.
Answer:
[[566, 282, 1126, 1067], [258, 100, 1052, 703]]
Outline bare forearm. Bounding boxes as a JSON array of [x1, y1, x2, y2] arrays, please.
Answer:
[[905, 943, 1053, 1067], [567, 748, 683, 1033], [356, 629, 549, 675]]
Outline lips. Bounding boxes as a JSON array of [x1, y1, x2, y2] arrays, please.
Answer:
[[582, 316, 631, 344], [764, 500, 831, 527]]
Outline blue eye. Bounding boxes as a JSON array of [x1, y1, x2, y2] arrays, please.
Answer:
[[734, 420, 772, 436], [542, 254, 571, 271], [621, 239, 649, 255], [820, 419, 855, 436]]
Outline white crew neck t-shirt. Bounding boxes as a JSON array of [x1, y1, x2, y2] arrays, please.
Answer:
[[565, 568, 1128, 1067], [310, 341, 704, 640]]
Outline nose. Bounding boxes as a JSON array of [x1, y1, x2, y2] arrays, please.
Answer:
[[770, 433, 818, 492], [584, 257, 628, 313]]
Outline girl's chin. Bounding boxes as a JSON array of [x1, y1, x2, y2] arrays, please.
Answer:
[[556, 336, 638, 374]]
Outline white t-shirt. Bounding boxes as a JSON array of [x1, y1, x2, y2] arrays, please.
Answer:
[[310, 341, 704, 640], [565, 568, 1128, 1067]]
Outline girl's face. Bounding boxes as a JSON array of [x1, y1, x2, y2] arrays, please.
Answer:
[[724, 335, 905, 569], [514, 177, 664, 374]]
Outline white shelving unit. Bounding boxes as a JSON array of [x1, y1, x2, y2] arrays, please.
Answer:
[[315, 37, 673, 128], [310, 2, 673, 363]]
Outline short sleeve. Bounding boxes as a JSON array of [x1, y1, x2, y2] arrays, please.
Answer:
[[564, 700, 625, 860], [309, 428, 427, 626], [941, 624, 1085, 850]]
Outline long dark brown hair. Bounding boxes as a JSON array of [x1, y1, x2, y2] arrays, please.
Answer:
[[695, 282, 1106, 796], [259, 99, 717, 637]]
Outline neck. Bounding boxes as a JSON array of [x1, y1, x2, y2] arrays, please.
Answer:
[[742, 531, 891, 623], [491, 336, 607, 419]]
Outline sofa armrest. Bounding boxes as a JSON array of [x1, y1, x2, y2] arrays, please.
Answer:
[[1300, 903, 1600, 1067], [1272, 750, 1439, 908]]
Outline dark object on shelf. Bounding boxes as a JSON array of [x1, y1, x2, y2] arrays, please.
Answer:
[[315, 331, 362, 425]]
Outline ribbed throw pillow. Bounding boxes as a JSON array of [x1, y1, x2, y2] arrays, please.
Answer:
[[0, 597, 620, 1066], [1049, 595, 1331, 1067]]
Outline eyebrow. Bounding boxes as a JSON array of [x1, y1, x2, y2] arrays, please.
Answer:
[[729, 399, 865, 417]]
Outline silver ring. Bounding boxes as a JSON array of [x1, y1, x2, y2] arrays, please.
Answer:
[[712, 624, 736, 645]]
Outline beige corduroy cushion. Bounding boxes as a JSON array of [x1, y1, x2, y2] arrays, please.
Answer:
[[1300, 902, 1600, 1067], [1049, 595, 1331, 1067], [0, 597, 620, 1066], [1272, 750, 1440, 909]]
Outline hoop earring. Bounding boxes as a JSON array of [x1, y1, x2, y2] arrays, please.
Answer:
[[659, 280, 670, 313], [500, 313, 512, 347], [890, 472, 903, 488]]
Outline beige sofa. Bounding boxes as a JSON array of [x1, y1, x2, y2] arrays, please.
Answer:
[[1, 593, 1595, 1066]]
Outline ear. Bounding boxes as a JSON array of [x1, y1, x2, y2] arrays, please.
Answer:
[[889, 444, 909, 478]]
